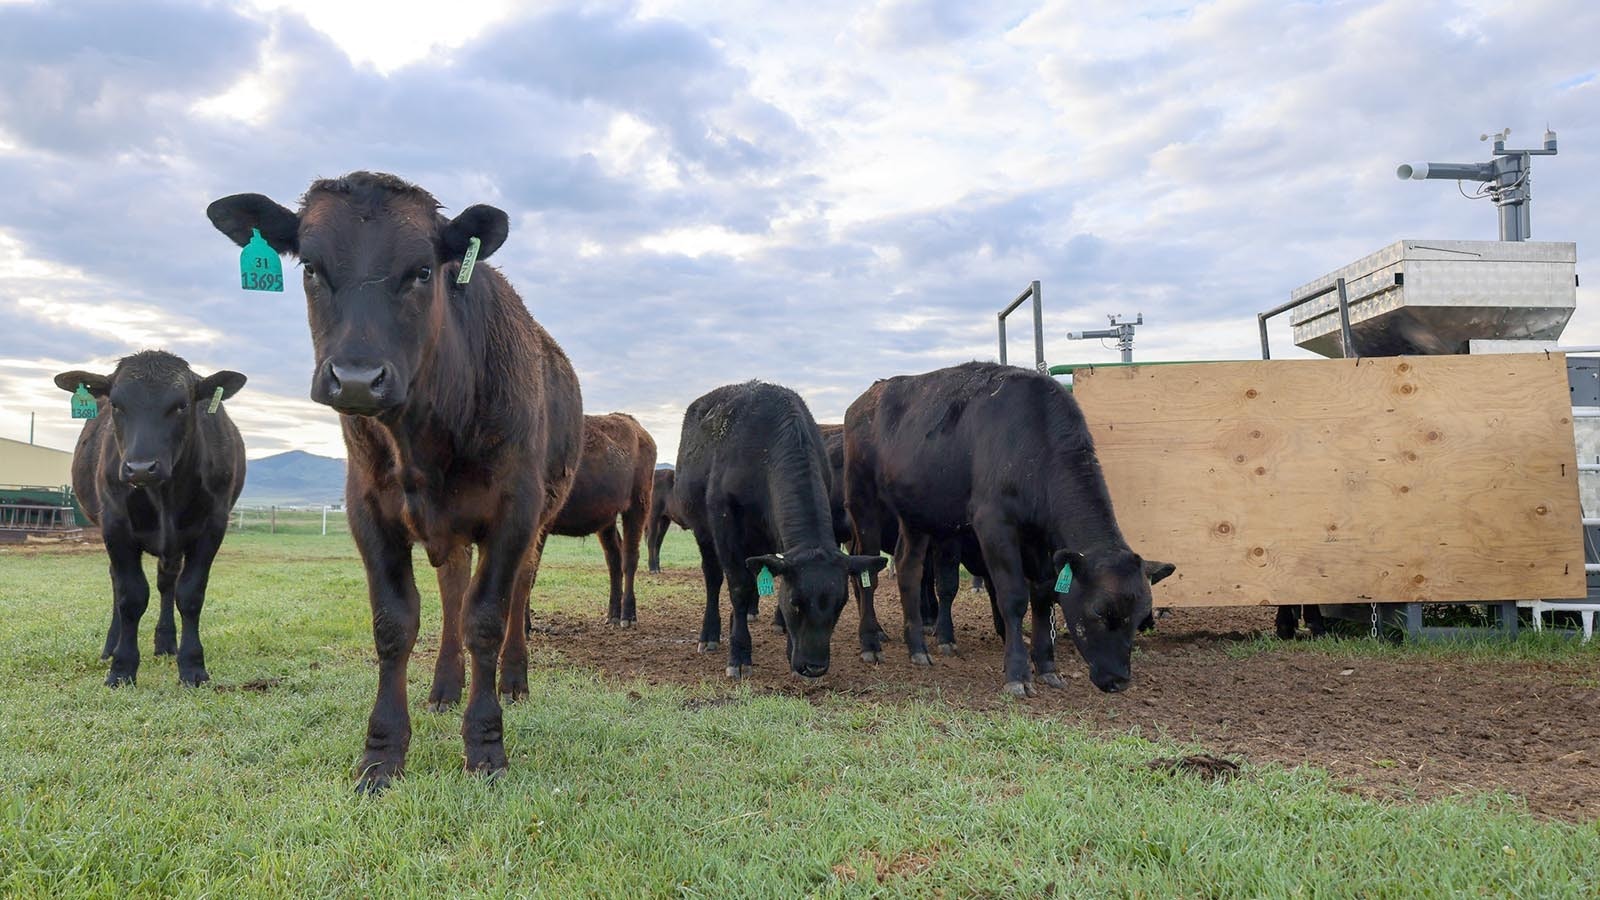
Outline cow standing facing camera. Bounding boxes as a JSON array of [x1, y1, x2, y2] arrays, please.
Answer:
[[54, 351, 246, 689]]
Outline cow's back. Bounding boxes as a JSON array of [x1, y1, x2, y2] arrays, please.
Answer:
[[674, 382, 828, 534]]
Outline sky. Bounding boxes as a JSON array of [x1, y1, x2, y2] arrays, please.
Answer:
[[0, 0, 1595, 463]]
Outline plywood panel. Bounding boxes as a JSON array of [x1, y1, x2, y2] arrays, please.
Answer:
[[1072, 354, 1585, 607]]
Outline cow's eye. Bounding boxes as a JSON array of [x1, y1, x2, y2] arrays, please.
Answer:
[[169, 402, 186, 416], [414, 266, 432, 284], [303, 263, 318, 280]]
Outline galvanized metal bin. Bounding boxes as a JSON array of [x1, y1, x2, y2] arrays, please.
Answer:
[[1289, 239, 1577, 357]]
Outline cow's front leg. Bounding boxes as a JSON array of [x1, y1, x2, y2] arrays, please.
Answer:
[[1030, 578, 1067, 689], [173, 529, 224, 686], [105, 541, 149, 687], [462, 509, 536, 778], [972, 519, 1033, 697], [351, 508, 421, 793], [427, 545, 471, 711], [153, 555, 180, 657]]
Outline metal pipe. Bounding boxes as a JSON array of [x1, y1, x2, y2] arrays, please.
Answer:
[[1030, 281, 1044, 372], [1335, 277, 1357, 358], [997, 315, 1007, 365]]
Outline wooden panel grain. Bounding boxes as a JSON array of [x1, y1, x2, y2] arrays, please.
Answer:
[[1072, 354, 1585, 606]]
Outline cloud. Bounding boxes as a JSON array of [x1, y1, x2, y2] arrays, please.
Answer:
[[1, 0, 1598, 472]]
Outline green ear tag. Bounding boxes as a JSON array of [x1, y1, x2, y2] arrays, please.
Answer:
[[1054, 565, 1073, 593], [756, 566, 775, 597], [239, 228, 284, 292], [858, 570, 871, 588], [207, 386, 224, 414], [71, 384, 97, 419], [456, 236, 481, 285]]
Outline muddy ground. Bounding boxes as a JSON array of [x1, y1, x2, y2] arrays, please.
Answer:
[[531, 570, 1600, 822]]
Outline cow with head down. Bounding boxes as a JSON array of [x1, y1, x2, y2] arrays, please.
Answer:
[[54, 351, 246, 689], [206, 172, 582, 791], [844, 362, 1175, 697]]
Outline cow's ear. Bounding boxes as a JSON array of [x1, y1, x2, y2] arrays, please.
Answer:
[[54, 371, 110, 397], [441, 204, 509, 262], [195, 370, 247, 402], [745, 554, 792, 577], [206, 193, 300, 254], [1142, 559, 1177, 585], [843, 554, 888, 575], [1052, 549, 1086, 575]]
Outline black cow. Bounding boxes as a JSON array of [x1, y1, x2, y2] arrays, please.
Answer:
[[54, 351, 246, 688], [673, 382, 884, 679], [845, 362, 1174, 696], [645, 468, 683, 573], [207, 172, 583, 790]]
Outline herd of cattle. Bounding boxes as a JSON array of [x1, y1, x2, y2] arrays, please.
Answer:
[[50, 171, 1173, 790]]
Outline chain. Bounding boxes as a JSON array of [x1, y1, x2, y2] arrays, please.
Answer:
[[1369, 602, 1380, 640]]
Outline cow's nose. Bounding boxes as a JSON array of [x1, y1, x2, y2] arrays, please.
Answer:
[[123, 459, 162, 486], [794, 662, 828, 680], [317, 361, 394, 414]]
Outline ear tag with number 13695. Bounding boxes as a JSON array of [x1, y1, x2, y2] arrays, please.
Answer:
[[71, 384, 97, 419], [457, 237, 481, 284], [756, 566, 775, 597], [239, 228, 284, 292], [1054, 565, 1073, 593]]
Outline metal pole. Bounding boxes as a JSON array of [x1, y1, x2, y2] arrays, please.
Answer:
[[1335, 277, 1356, 358], [271, 505, 276, 534], [1258, 314, 1271, 360], [1030, 280, 1044, 371], [29, 412, 34, 445], [998, 315, 1008, 366], [322, 506, 328, 536]]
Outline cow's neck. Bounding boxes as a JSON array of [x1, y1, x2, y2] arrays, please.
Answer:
[[1043, 452, 1130, 555], [765, 437, 835, 553]]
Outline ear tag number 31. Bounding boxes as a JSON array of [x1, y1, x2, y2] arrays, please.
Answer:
[[1054, 565, 1073, 593], [756, 566, 775, 597], [239, 228, 284, 292], [71, 384, 97, 419]]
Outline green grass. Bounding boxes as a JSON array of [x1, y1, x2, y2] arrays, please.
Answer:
[[2, 531, 1597, 897]]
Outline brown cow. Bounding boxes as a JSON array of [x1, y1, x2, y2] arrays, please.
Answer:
[[206, 172, 582, 791], [526, 413, 656, 628]]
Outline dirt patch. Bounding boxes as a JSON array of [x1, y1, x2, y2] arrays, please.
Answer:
[[216, 677, 284, 693], [525, 570, 1600, 822]]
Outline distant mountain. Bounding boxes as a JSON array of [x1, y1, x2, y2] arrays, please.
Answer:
[[241, 450, 347, 507]]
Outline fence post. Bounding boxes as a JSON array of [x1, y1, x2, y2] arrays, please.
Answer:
[[270, 506, 276, 534], [322, 506, 328, 536]]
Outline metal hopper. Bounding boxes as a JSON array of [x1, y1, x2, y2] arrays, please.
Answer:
[[1289, 239, 1577, 358]]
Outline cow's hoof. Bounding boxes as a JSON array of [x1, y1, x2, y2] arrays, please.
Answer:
[[499, 683, 528, 704], [861, 649, 883, 663], [937, 642, 959, 656], [1040, 672, 1068, 689], [607, 616, 621, 626], [354, 759, 403, 795], [746, 614, 760, 625], [910, 652, 933, 667], [619, 619, 635, 630], [425, 698, 456, 713], [697, 640, 719, 653], [1001, 680, 1036, 698], [772, 623, 787, 636], [464, 744, 509, 781], [726, 664, 753, 679], [105, 671, 135, 688], [178, 668, 210, 688], [153, 638, 177, 657], [922, 624, 935, 636]]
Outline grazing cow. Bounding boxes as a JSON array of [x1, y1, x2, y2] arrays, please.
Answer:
[[206, 172, 582, 790], [844, 362, 1174, 696], [53, 351, 246, 688], [529, 413, 656, 628], [645, 468, 683, 573], [673, 382, 884, 679]]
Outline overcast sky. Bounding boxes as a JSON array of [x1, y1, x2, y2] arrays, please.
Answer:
[[1, 0, 1595, 462]]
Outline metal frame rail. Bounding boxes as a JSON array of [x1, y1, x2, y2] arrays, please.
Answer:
[[997, 280, 1045, 371]]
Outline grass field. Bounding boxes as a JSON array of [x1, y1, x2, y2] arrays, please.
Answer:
[[2, 530, 1597, 897]]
